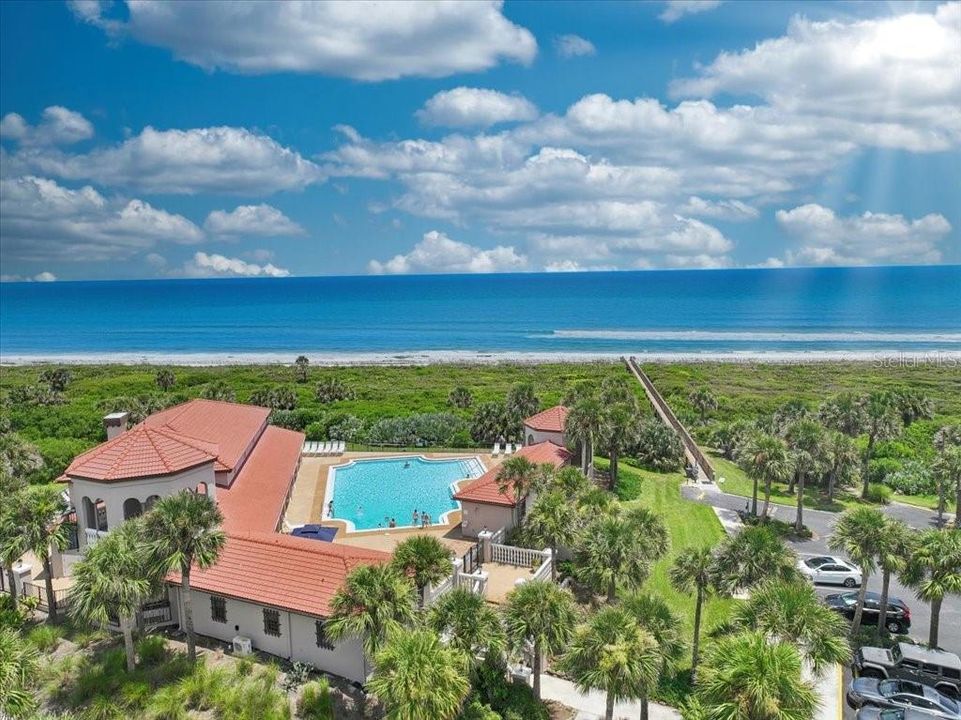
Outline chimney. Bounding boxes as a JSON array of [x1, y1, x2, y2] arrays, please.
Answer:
[[103, 412, 130, 440]]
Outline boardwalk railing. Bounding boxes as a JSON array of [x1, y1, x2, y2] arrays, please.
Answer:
[[625, 356, 716, 482], [491, 543, 547, 569]]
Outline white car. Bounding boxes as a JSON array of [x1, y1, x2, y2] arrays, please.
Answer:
[[798, 555, 862, 587]]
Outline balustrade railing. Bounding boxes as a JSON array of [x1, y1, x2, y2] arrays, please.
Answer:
[[491, 543, 547, 569]]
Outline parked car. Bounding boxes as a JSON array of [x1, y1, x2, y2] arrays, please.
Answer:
[[854, 643, 961, 700], [797, 554, 862, 587], [847, 678, 960, 719], [858, 707, 951, 720], [824, 590, 911, 633]]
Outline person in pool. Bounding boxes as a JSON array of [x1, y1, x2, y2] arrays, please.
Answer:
[[404, 461, 411, 469], [388, 518, 397, 528], [412, 509, 419, 525]]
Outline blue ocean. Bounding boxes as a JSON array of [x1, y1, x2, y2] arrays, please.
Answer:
[[1, 266, 959, 362]]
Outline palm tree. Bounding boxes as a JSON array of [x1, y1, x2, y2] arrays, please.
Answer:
[[525, 490, 580, 581], [558, 606, 660, 720], [697, 632, 817, 720], [20, 485, 69, 621], [818, 392, 866, 438], [428, 587, 505, 669], [861, 392, 901, 498], [711, 420, 753, 461], [154, 368, 176, 391], [785, 419, 825, 531], [0, 486, 28, 608], [447, 386, 473, 409], [713, 525, 799, 595], [932, 445, 961, 529], [828, 506, 887, 636], [902, 529, 961, 648], [577, 507, 668, 603], [688, 387, 718, 424], [143, 490, 225, 663], [69, 521, 158, 672], [326, 563, 417, 659], [0, 430, 43, 482], [390, 535, 452, 607], [0, 625, 39, 719], [367, 626, 469, 720], [622, 592, 685, 720], [823, 430, 860, 503], [597, 403, 637, 490], [669, 546, 717, 681], [505, 383, 540, 426], [566, 397, 603, 478], [737, 432, 791, 518], [503, 579, 577, 700], [933, 424, 961, 453], [876, 519, 915, 634], [495, 455, 537, 524], [294, 355, 310, 383], [892, 389, 934, 427], [735, 580, 849, 676]]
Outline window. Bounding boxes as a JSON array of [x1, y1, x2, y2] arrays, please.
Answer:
[[315, 620, 334, 650], [944, 667, 960, 680], [263, 609, 281, 637], [210, 596, 227, 623]]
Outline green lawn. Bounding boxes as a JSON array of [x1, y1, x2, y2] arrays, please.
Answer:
[[599, 458, 738, 661]]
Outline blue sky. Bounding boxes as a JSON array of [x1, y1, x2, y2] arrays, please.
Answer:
[[1, 0, 958, 281]]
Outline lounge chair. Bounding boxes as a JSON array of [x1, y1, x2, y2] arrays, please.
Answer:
[[318, 441, 329, 456], [492, 442, 501, 456], [504, 443, 513, 456], [333, 440, 344, 455]]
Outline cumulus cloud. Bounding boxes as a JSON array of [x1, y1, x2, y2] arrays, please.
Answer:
[[671, 3, 961, 151], [204, 204, 305, 237], [10, 125, 322, 195], [183, 251, 290, 278], [660, 1, 723, 24], [0, 106, 94, 146], [368, 230, 527, 274], [776, 204, 951, 266], [0, 176, 204, 263], [0, 271, 58, 283], [416, 88, 538, 128], [554, 34, 596, 58], [70, 0, 536, 81]]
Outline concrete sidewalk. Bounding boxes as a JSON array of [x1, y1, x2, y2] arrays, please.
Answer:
[[540, 673, 681, 720]]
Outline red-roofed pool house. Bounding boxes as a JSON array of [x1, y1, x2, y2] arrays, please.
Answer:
[[59, 399, 387, 683], [522, 405, 569, 447]]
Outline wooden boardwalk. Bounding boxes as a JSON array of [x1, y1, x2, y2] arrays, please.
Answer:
[[624, 356, 715, 483]]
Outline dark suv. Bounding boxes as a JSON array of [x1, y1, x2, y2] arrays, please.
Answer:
[[854, 643, 961, 700], [824, 591, 911, 634]]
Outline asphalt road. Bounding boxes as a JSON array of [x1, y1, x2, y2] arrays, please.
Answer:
[[681, 485, 961, 654]]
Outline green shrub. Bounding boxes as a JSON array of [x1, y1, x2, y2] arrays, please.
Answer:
[[457, 697, 500, 720], [135, 635, 168, 666], [865, 483, 893, 505], [473, 657, 550, 720], [146, 686, 188, 720], [867, 457, 902, 484], [234, 655, 255, 677], [297, 679, 334, 720], [27, 623, 63, 652], [177, 663, 228, 710], [304, 422, 327, 441], [631, 419, 685, 472], [81, 696, 123, 720], [884, 460, 936, 495]]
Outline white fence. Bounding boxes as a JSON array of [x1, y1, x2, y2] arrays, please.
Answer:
[[84, 528, 109, 546], [424, 574, 454, 606], [491, 543, 548, 569], [531, 554, 553, 582]]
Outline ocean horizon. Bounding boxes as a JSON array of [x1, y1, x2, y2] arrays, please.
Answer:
[[2, 265, 960, 364]]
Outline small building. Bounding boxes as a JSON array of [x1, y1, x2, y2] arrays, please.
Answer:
[[454, 441, 571, 538], [522, 405, 569, 447]]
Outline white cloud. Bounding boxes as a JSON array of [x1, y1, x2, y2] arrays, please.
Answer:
[[145, 252, 167, 268], [10, 126, 322, 195], [183, 251, 290, 278], [71, 0, 536, 81], [678, 196, 759, 221], [660, 1, 723, 24], [0, 106, 94, 146], [204, 204, 305, 237], [417, 88, 538, 128], [368, 230, 527, 274], [0, 271, 58, 283], [33, 271, 57, 282], [554, 34, 596, 58], [671, 3, 961, 152], [0, 176, 204, 262], [776, 204, 951, 265]]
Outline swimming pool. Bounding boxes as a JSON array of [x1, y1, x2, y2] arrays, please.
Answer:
[[325, 456, 485, 532]]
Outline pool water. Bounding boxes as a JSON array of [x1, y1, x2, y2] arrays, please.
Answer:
[[327, 456, 485, 531]]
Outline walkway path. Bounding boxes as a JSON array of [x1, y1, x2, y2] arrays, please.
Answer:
[[540, 673, 680, 720]]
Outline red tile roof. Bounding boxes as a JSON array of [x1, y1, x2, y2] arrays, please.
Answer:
[[217, 425, 305, 534], [169, 532, 389, 619], [453, 441, 572, 506], [145, 399, 269, 473], [524, 405, 569, 433], [64, 424, 217, 481]]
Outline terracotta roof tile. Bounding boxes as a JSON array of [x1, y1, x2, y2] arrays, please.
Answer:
[[524, 405, 569, 433], [453, 441, 571, 506], [170, 532, 389, 618], [64, 425, 216, 481]]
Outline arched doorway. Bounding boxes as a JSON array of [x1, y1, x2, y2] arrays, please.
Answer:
[[123, 497, 143, 520], [82, 496, 96, 530], [145, 495, 160, 511]]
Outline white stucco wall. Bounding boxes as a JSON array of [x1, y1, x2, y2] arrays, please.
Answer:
[[176, 588, 367, 683], [69, 462, 216, 546], [522, 426, 566, 447], [459, 501, 515, 538]]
